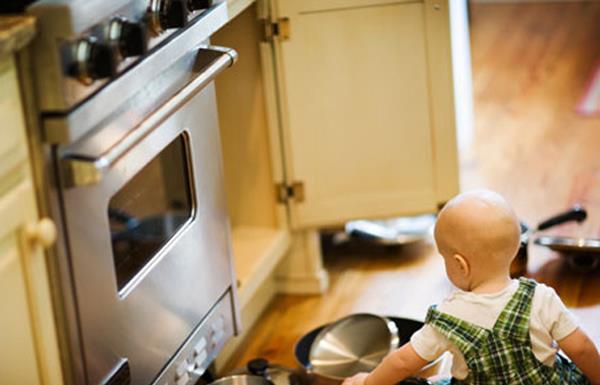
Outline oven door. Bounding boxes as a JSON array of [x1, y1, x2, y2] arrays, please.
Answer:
[[58, 47, 237, 385]]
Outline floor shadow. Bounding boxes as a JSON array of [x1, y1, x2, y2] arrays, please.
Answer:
[[321, 232, 436, 272], [530, 255, 600, 307]]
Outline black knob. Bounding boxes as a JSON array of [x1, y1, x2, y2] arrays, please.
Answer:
[[111, 19, 148, 58], [247, 358, 269, 377], [90, 43, 118, 79], [188, 0, 214, 11], [68, 38, 118, 82], [161, 0, 189, 29]]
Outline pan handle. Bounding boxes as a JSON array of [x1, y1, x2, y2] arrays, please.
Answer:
[[536, 205, 587, 231]]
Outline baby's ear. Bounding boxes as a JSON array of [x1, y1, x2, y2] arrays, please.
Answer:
[[453, 253, 471, 277]]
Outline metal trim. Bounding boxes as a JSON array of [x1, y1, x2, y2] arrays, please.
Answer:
[[60, 46, 237, 187]]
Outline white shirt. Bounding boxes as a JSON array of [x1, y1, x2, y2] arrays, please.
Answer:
[[410, 279, 578, 380]]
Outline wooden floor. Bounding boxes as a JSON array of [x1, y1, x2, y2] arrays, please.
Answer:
[[226, 2, 600, 371]]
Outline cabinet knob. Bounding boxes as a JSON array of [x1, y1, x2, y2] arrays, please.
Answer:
[[25, 218, 57, 249]]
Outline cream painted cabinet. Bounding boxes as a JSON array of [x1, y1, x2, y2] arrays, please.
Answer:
[[271, 0, 460, 228], [1, 180, 44, 385], [0, 56, 63, 385], [213, 0, 470, 367]]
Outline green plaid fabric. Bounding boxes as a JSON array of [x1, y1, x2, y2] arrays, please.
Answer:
[[426, 278, 589, 385]]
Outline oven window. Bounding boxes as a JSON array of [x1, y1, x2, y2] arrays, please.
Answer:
[[108, 135, 193, 291]]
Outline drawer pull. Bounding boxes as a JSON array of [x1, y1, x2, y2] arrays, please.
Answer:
[[25, 218, 57, 248]]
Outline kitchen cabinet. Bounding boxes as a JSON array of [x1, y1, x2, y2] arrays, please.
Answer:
[[272, 0, 456, 227], [212, 0, 470, 368], [0, 54, 63, 385]]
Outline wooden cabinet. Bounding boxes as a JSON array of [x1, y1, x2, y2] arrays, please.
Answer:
[[213, 0, 470, 368], [0, 55, 63, 385]]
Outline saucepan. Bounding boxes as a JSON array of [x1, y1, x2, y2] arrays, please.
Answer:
[[214, 358, 306, 385], [295, 315, 435, 385], [210, 375, 271, 385]]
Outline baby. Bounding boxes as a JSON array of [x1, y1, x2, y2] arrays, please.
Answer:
[[343, 190, 600, 385]]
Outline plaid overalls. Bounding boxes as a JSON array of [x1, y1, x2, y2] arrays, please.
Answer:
[[425, 278, 589, 385]]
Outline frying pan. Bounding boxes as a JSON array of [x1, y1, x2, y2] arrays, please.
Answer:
[[535, 236, 600, 271], [519, 205, 600, 271], [344, 215, 436, 246], [518, 205, 586, 256]]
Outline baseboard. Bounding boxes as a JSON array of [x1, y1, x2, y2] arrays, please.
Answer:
[[276, 269, 329, 295]]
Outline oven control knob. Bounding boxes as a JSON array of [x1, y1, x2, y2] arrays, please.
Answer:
[[68, 37, 118, 82], [188, 0, 215, 11], [148, 0, 189, 33], [163, 0, 188, 28], [108, 18, 148, 58]]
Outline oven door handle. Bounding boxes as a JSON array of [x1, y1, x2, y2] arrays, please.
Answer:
[[61, 45, 237, 188]]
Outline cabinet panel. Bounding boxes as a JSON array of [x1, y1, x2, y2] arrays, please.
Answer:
[[275, 0, 438, 227], [0, 181, 42, 385], [212, 6, 279, 229], [280, 0, 419, 14], [0, 57, 29, 189]]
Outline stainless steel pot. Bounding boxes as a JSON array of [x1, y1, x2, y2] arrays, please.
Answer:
[[295, 317, 435, 385], [228, 358, 307, 385], [211, 375, 272, 385]]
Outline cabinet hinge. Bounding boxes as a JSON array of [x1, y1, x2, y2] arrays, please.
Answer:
[[276, 181, 304, 203], [261, 17, 290, 42]]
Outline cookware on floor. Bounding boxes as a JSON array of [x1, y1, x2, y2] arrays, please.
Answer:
[[534, 235, 600, 271], [210, 375, 271, 385], [228, 358, 306, 385], [296, 316, 436, 385], [344, 215, 436, 246], [511, 205, 600, 276], [309, 314, 399, 378]]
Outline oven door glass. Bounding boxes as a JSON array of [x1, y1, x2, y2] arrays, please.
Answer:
[[108, 135, 193, 291]]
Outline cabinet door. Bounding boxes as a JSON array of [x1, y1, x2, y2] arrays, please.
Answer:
[[272, 0, 448, 228], [0, 180, 42, 385]]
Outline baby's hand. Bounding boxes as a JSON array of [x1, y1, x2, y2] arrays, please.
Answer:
[[342, 372, 369, 385]]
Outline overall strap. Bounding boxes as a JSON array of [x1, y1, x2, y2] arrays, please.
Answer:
[[492, 277, 536, 341], [425, 305, 489, 357]]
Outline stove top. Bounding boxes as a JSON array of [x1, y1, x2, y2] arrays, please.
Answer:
[[0, 0, 37, 13]]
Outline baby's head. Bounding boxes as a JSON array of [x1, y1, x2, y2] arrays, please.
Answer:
[[434, 190, 521, 291]]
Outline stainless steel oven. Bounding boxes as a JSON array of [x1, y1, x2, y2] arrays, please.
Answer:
[[24, 1, 240, 385]]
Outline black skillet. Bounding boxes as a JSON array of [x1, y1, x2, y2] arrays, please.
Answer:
[[519, 205, 600, 271]]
